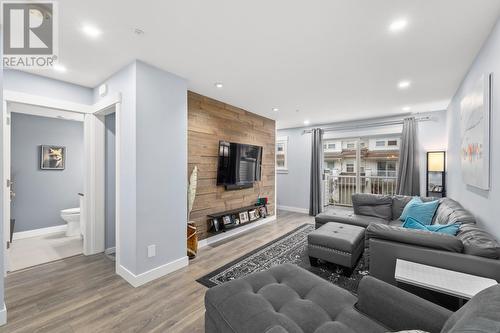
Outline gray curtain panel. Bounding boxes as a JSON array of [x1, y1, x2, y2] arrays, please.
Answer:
[[309, 128, 324, 216], [396, 117, 420, 196]]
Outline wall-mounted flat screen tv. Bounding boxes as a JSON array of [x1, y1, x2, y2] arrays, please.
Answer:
[[217, 141, 263, 190]]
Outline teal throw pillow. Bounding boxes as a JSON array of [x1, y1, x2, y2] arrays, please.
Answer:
[[399, 197, 439, 225], [403, 216, 459, 236]]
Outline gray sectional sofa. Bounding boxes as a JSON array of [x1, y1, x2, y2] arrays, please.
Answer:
[[205, 263, 500, 333], [315, 194, 500, 285]]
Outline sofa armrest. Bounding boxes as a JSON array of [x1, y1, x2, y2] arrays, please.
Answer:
[[356, 276, 452, 333], [369, 238, 500, 285]]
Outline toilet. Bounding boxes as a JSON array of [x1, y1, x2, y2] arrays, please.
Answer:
[[61, 207, 82, 237]]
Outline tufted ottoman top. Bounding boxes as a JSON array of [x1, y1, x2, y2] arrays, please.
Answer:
[[308, 222, 365, 253], [205, 263, 386, 333]]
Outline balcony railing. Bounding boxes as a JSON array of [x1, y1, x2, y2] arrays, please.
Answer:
[[324, 174, 398, 207]]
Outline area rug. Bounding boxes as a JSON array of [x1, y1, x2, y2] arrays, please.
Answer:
[[197, 224, 369, 294]]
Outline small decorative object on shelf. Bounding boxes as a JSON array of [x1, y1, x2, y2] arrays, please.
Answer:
[[187, 166, 198, 259], [239, 211, 249, 224], [222, 215, 232, 225], [212, 218, 221, 232], [259, 206, 267, 218], [248, 209, 259, 221]]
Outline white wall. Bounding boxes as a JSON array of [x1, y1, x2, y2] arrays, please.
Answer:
[[277, 111, 447, 211], [447, 19, 500, 239], [94, 60, 188, 279], [4, 70, 93, 104]]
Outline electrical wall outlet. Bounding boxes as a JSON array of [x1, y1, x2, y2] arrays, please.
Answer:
[[147, 244, 156, 258]]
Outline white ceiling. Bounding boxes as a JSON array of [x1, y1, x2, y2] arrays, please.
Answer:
[[22, 0, 500, 129]]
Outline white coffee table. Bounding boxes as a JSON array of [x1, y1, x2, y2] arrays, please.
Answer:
[[395, 259, 498, 301]]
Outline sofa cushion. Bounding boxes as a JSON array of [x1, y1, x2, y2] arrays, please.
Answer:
[[365, 224, 464, 254], [205, 263, 387, 333], [433, 198, 476, 225], [315, 209, 388, 229], [392, 195, 413, 220], [352, 194, 393, 220], [456, 224, 500, 259], [441, 284, 500, 333]]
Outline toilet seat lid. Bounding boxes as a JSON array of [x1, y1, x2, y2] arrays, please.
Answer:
[[61, 207, 80, 215]]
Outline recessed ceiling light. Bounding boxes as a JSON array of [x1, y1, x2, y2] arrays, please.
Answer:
[[272, 107, 279, 112], [402, 106, 411, 111], [389, 19, 408, 33], [214, 82, 223, 88], [398, 80, 411, 89], [82, 24, 102, 38], [53, 64, 67, 73], [304, 120, 310, 125]]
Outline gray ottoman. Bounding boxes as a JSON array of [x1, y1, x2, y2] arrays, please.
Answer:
[[308, 222, 364, 268]]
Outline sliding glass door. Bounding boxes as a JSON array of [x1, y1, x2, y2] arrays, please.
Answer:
[[323, 135, 400, 206]]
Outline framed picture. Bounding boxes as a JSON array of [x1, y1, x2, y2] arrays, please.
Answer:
[[259, 206, 267, 218], [222, 215, 232, 225], [248, 209, 259, 221], [239, 211, 249, 224], [40, 145, 66, 170], [460, 73, 491, 190]]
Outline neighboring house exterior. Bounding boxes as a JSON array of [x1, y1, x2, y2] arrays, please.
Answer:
[[323, 137, 400, 206]]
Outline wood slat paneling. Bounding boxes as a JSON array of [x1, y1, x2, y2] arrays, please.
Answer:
[[188, 91, 276, 240]]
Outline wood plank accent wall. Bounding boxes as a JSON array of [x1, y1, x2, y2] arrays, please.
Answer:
[[188, 91, 276, 240]]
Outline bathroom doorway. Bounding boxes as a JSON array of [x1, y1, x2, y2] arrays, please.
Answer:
[[2, 91, 122, 274], [6, 104, 85, 271]]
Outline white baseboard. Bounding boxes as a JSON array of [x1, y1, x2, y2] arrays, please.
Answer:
[[117, 256, 189, 288], [13, 225, 67, 240], [277, 205, 309, 214], [198, 215, 277, 248], [0, 302, 6, 326], [105, 247, 116, 255]]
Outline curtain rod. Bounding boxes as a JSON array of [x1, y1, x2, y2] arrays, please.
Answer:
[[302, 116, 432, 134]]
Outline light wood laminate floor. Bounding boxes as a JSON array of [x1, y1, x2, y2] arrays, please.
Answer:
[[1, 211, 313, 333]]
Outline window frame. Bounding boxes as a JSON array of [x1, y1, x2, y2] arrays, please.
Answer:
[[276, 136, 289, 173]]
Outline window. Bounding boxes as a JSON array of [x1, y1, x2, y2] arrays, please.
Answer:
[[276, 137, 288, 173], [346, 143, 355, 149], [375, 140, 385, 147], [377, 161, 397, 177], [388, 140, 398, 147], [346, 163, 354, 173]]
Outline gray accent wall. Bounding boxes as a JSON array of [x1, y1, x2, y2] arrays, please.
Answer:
[[447, 18, 500, 239], [277, 110, 447, 211], [11, 113, 84, 232], [105, 113, 116, 249]]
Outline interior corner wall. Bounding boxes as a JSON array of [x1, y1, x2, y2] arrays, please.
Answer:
[[94, 60, 188, 276], [276, 110, 448, 212], [188, 92, 276, 240], [447, 19, 500, 239]]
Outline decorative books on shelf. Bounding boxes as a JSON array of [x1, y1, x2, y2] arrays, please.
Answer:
[[208, 204, 268, 234]]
